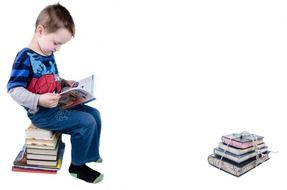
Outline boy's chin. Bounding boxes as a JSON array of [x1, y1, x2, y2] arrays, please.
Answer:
[[43, 51, 53, 56]]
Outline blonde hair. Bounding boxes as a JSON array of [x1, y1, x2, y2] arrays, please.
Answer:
[[35, 3, 75, 36]]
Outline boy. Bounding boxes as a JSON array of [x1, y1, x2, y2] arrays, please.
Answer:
[[7, 3, 103, 184]]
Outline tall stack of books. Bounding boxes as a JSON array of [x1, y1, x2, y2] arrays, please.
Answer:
[[12, 124, 65, 174], [208, 132, 270, 177]]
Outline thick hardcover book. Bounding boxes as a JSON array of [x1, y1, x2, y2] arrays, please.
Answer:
[[222, 133, 264, 149], [26, 133, 60, 148], [27, 153, 57, 161], [218, 142, 265, 155], [214, 146, 268, 163], [58, 75, 95, 109], [26, 135, 61, 150], [208, 153, 270, 177], [25, 124, 53, 139]]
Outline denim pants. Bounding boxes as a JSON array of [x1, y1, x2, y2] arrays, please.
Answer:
[[28, 105, 101, 165]]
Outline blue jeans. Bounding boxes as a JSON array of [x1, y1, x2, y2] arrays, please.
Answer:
[[28, 105, 101, 165]]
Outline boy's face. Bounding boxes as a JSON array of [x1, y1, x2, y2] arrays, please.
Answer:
[[36, 26, 72, 56]]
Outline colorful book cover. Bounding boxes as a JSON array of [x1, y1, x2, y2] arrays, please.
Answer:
[[12, 166, 57, 174]]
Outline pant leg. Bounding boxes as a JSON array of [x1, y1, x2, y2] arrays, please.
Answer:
[[72, 105, 102, 145], [28, 106, 100, 165]]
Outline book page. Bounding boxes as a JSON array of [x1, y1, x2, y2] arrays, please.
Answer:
[[58, 75, 95, 109], [60, 74, 94, 95]]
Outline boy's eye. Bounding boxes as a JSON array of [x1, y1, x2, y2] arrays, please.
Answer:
[[54, 42, 61, 46]]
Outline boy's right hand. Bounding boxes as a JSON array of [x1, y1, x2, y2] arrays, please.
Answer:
[[38, 93, 61, 108]]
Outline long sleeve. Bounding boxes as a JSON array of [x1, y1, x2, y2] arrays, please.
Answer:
[[8, 87, 40, 114]]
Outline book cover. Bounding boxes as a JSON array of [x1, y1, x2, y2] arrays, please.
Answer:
[[13, 145, 27, 167], [214, 146, 268, 163], [12, 164, 59, 172], [58, 74, 95, 109], [218, 142, 266, 155], [12, 166, 57, 174], [208, 153, 270, 177], [222, 133, 264, 149]]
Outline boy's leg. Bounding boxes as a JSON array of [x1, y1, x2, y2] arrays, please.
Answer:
[[29, 107, 100, 164], [72, 105, 102, 143], [72, 105, 102, 162], [28, 107, 103, 183]]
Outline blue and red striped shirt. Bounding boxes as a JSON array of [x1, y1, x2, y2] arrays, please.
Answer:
[[7, 48, 62, 94]]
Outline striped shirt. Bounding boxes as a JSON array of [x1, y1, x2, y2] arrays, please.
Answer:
[[7, 48, 62, 94]]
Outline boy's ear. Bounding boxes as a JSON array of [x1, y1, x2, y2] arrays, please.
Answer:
[[35, 25, 45, 36]]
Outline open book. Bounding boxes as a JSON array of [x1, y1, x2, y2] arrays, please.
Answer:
[[58, 75, 95, 109]]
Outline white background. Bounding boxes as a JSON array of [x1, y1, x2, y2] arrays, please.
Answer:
[[0, 0, 286, 189]]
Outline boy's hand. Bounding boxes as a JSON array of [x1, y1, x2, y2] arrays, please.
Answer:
[[38, 93, 61, 108]]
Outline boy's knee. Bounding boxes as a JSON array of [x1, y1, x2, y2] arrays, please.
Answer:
[[80, 114, 96, 128], [91, 108, 101, 118]]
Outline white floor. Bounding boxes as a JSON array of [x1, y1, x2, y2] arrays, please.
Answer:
[[1, 1, 287, 189]]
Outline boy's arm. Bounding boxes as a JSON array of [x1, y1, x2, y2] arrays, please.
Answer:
[[8, 87, 40, 113], [9, 87, 61, 111]]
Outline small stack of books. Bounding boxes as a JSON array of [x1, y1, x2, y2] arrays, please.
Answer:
[[12, 124, 65, 174], [208, 132, 270, 177]]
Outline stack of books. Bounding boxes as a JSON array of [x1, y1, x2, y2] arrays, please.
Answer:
[[208, 132, 270, 177], [12, 124, 65, 174]]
